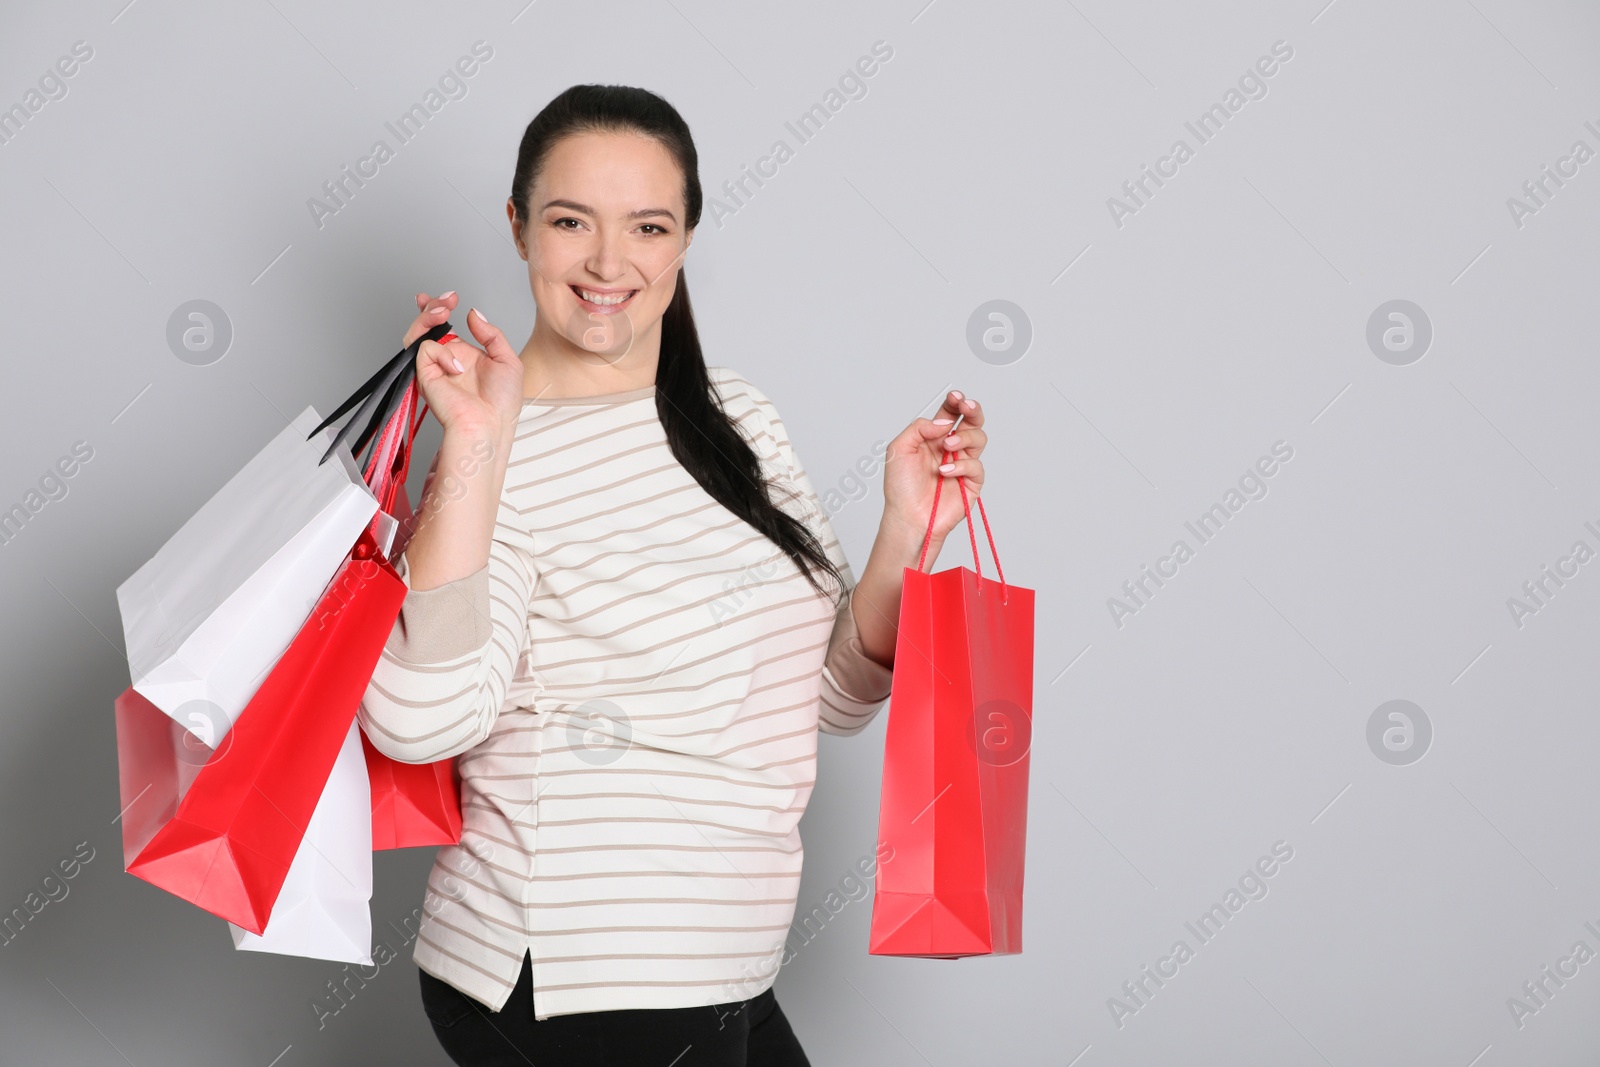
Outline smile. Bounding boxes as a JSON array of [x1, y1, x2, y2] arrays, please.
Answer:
[[571, 286, 638, 313]]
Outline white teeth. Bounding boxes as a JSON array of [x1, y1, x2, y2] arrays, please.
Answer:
[[576, 288, 635, 306]]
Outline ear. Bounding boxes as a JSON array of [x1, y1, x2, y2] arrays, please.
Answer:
[[507, 200, 528, 261]]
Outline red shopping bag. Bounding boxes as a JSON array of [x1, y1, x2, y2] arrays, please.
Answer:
[[868, 459, 1035, 958], [352, 418, 465, 852], [362, 730, 464, 850], [118, 366, 431, 933]]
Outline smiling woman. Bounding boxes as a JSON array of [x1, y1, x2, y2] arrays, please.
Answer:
[[354, 82, 988, 1067]]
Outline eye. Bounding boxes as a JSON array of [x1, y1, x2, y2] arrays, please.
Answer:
[[639, 223, 668, 235], [550, 216, 583, 231]]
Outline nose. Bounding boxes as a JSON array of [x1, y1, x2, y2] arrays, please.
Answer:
[[584, 225, 628, 283]]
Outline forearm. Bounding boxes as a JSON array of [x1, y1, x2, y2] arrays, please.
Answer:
[[401, 421, 515, 592], [851, 512, 941, 670]]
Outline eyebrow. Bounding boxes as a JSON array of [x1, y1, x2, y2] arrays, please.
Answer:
[[541, 199, 678, 224]]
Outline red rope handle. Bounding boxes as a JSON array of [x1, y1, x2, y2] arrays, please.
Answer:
[[914, 441, 1007, 602]]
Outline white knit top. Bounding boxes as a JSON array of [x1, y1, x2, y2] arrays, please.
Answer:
[[357, 366, 894, 1020]]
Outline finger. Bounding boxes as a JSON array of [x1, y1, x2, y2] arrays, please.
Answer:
[[933, 389, 983, 428], [465, 307, 518, 365], [402, 290, 459, 347], [418, 335, 466, 377], [941, 425, 987, 459], [934, 456, 983, 484]]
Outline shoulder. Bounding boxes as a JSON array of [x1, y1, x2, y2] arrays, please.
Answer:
[[707, 365, 781, 427]]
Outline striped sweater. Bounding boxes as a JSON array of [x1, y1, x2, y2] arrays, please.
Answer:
[[357, 366, 894, 1020]]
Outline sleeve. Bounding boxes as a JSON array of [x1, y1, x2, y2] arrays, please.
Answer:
[[731, 373, 894, 738], [357, 448, 539, 764]]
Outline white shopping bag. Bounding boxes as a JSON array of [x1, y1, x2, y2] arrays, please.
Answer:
[[228, 719, 375, 964], [117, 405, 380, 740]]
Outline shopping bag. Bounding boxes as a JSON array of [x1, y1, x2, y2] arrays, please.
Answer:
[[354, 464, 466, 850], [118, 370, 429, 934], [362, 729, 463, 850], [116, 407, 380, 738], [229, 719, 375, 964], [868, 459, 1035, 958]]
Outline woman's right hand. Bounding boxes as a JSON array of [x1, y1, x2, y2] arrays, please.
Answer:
[[403, 291, 525, 440]]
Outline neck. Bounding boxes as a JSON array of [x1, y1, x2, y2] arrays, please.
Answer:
[[519, 313, 661, 400]]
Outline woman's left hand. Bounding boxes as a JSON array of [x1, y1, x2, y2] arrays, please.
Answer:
[[881, 389, 987, 550]]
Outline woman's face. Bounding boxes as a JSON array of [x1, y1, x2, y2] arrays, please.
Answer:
[[512, 129, 692, 367]]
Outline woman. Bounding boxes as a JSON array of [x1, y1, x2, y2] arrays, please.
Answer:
[[358, 83, 988, 1066]]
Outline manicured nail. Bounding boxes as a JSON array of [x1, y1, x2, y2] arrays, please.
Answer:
[[451, 357, 464, 373], [441, 290, 456, 300], [951, 390, 963, 400], [933, 418, 953, 426], [963, 399, 976, 409], [471, 307, 489, 324], [945, 435, 962, 446], [939, 462, 955, 473]]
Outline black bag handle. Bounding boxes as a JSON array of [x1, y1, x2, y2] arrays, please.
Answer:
[[308, 321, 453, 467]]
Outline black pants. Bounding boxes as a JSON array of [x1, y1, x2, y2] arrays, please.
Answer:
[[418, 953, 812, 1066]]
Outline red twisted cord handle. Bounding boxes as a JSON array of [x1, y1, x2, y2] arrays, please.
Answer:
[[914, 439, 1007, 602], [358, 331, 450, 548]]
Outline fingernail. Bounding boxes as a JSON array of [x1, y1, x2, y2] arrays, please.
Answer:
[[933, 418, 953, 425], [451, 357, 464, 373], [963, 399, 976, 409], [951, 390, 964, 400], [939, 463, 955, 473], [945, 435, 961, 446], [441, 290, 456, 300], [471, 307, 489, 324]]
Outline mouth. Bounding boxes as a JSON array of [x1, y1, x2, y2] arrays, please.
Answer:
[[570, 285, 639, 314]]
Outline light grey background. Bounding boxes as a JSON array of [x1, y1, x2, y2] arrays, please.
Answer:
[[2, 0, 1597, 1063]]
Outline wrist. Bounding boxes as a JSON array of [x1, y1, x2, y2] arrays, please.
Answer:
[[876, 509, 939, 567]]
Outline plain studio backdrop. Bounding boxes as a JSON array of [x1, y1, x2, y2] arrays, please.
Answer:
[[3, 0, 1600, 1064]]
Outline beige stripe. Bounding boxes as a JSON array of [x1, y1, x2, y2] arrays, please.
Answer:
[[529, 815, 796, 838], [522, 896, 796, 909], [535, 528, 766, 599], [518, 480, 699, 531], [359, 704, 475, 746], [537, 499, 724, 559], [513, 791, 803, 815], [528, 869, 800, 882], [420, 910, 527, 960], [508, 948, 789, 966], [534, 629, 828, 694], [529, 843, 802, 856], [416, 928, 521, 980], [529, 598, 829, 670], [519, 460, 685, 515], [513, 921, 792, 936], [509, 436, 671, 491]]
